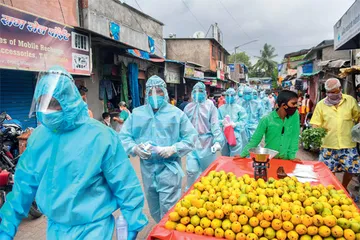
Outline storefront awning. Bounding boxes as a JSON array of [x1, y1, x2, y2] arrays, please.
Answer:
[[317, 59, 350, 68], [339, 65, 360, 78], [300, 71, 322, 78], [184, 77, 205, 82]]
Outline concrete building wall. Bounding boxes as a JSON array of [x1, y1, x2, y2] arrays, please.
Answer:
[[166, 39, 210, 70], [83, 0, 164, 57], [85, 46, 104, 120], [322, 46, 351, 61], [2, 0, 78, 26], [210, 43, 228, 72]]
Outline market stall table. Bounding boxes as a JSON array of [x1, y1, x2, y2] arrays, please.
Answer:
[[147, 156, 358, 240]]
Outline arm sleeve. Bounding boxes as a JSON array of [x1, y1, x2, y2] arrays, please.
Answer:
[[119, 114, 137, 156], [257, 103, 265, 121], [210, 105, 225, 146], [240, 117, 267, 157], [287, 111, 300, 160], [352, 98, 359, 122], [101, 137, 148, 233], [235, 106, 248, 129], [173, 113, 198, 157], [218, 108, 224, 128], [0, 139, 39, 237], [309, 104, 323, 126]]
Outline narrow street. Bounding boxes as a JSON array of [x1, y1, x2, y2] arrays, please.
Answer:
[[13, 148, 359, 240]]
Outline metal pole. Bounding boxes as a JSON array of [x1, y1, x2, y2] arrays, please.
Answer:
[[234, 47, 237, 83]]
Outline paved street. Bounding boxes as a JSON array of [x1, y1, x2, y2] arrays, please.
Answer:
[[13, 149, 359, 240]]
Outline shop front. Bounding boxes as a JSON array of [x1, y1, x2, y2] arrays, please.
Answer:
[[0, 4, 91, 128], [183, 63, 205, 99]]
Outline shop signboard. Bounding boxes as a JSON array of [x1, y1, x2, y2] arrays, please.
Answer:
[[211, 80, 217, 87], [334, 0, 360, 50], [217, 70, 225, 80], [184, 65, 195, 78], [0, 4, 90, 75], [165, 62, 180, 84], [193, 70, 204, 79]]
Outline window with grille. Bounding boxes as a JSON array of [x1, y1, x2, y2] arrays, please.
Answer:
[[72, 32, 89, 52]]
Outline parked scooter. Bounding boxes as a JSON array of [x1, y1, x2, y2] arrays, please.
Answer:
[[0, 112, 42, 218]]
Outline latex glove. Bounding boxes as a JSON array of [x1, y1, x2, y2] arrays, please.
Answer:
[[132, 144, 151, 159], [128, 231, 138, 240], [211, 142, 222, 153], [230, 122, 236, 128], [158, 146, 177, 158]]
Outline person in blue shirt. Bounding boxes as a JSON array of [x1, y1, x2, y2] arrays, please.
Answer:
[[242, 86, 264, 141], [120, 75, 197, 223], [218, 88, 248, 156], [179, 96, 190, 111], [183, 82, 224, 190], [0, 66, 148, 240]]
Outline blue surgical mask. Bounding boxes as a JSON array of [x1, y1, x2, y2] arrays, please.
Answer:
[[253, 95, 258, 100], [148, 95, 165, 109], [244, 95, 252, 101], [225, 96, 235, 104], [194, 92, 206, 103], [37, 111, 64, 131]]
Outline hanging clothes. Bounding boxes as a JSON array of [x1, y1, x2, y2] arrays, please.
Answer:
[[128, 63, 140, 108], [121, 62, 129, 104], [99, 79, 113, 100]]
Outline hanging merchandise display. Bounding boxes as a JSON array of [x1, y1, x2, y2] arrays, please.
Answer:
[[99, 79, 113, 100], [128, 63, 141, 108], [121, 62, 129, 104]]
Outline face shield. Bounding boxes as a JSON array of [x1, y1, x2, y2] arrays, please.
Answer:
[[29, 71, 68, 117], [225, 92, 236, 104], [29, 68, 76, 131], [193, 88, 206, 103], [147, 86, 165, 109]]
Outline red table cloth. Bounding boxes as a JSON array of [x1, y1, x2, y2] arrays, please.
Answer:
[[147, 157, 357, 240]]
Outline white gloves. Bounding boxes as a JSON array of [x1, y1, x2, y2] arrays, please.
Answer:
[[157, 146, 177, 158], [133, 144, 151, 159], [211, 142, 222, 153], [230, 122, 236, 128]]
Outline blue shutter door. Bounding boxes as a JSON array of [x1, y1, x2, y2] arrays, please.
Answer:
[[0, 69, 37, 129]]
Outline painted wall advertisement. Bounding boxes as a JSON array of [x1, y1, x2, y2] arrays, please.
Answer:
[[165, 62, 180, 84], [0, 4, 90, 75]]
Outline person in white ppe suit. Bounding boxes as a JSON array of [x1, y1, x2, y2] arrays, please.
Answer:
[[183, 82, 224, 191], [218, 88, 248, 156], [242, 86, 264, 141], [119, 76, 197, 223], [260, 90, 273, 115], [236, 86, 245, 105]]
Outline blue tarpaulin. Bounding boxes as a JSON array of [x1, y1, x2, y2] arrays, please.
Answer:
[[127, 49, 150, 60], [128, 63, 141, 108], [148, 36, 155, 54], [109, 22, 120, 41]]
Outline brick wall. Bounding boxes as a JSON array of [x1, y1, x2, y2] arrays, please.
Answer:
[[2, 0, 78, 26]]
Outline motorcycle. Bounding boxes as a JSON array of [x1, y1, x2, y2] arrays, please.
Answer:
[[303, 112, 313, 130], [0, 112, 42, 218]]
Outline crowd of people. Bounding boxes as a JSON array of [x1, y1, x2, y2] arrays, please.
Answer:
[[0, 66, 358, 239]]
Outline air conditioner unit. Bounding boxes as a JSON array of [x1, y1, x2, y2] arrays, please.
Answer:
[[226, 66, 231, 74], [217, 61, 223, 70]]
